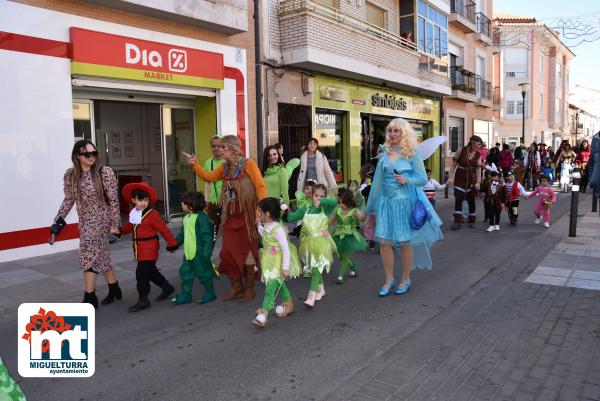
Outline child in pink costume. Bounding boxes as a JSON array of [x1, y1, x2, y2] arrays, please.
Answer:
[[524, 176, 556, 228]]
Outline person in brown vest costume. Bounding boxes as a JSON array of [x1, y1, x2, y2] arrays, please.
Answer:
[[446, 135, 483, 230], [183, 135, 267, 302]]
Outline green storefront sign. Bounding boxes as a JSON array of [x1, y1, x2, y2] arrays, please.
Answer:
[[311, 76, 442, 182]]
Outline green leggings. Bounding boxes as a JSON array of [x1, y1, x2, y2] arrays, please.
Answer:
[[309, 266, 324, 291], [338, 252, 357, 277], [261, 280, 292, 311]]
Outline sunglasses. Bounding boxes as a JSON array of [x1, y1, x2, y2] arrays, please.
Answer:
[[79, 151, 98, 158]]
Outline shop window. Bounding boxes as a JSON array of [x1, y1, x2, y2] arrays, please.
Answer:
[[366, 2, 386, 29], [315, 109, 345, 183], [448, 116, 464, 153], [73, 102, 93, 141]]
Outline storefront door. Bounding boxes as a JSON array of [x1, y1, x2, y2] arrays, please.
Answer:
[[162, 106, 196, 218], [94, 101, 166, 216]]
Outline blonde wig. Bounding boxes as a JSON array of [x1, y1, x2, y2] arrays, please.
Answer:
[[220, 135, 243, 157], [385, 118, 417, 158]]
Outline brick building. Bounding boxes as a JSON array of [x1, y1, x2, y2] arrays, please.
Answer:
[[261, 0, 453, 183], [492, 14, 575, 149], [0, 0, 256, 261], [444, 0, 494, 171]]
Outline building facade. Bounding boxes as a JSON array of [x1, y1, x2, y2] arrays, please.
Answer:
[[569, 85, 600, 145], [444, 0, 494, 171], [568, 104, 600, 145], [492, 15, 575, 149], [261, 0, 453, 184], [0, 0, 255, 261]]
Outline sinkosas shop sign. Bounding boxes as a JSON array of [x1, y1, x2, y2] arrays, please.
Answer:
[[371, 93, 407, 111], [70, 28, 224, 89]]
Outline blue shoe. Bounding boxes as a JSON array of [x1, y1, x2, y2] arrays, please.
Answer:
[[378, 280, 396, 297], [394, 280, 412, 295]]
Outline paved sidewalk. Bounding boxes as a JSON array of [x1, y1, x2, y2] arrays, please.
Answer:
[[323, 210, 600, 401], [526, 212, 600, 291]]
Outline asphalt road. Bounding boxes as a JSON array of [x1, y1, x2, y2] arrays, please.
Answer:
[[0, 189, 590, 401]]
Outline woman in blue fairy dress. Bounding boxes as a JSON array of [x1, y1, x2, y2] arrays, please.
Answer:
[[365, 118, 443, 297]]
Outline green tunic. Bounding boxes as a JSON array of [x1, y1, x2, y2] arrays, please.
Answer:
[[332, 208, 368, 255], [263, 165, 289, 204], [288, 198, 338, 274], [203, 157, 225, 204], [259, 223, 300, 283]]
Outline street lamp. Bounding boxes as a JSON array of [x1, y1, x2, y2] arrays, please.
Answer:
[[519, 82, 530, 145]]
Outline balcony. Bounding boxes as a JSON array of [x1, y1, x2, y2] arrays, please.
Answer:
[[449, 66, 478, 102], [491, 30, 501, 53], [449, 0, 477, 33], [278, 0, 451, 96], [87, 0, 248, 34], [492, 86, 501, 109], [475, 12, 492, 45], [476, 77, 493, 107]]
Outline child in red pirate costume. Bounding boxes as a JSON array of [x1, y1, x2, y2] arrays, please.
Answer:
[[171, 191, 218, 305], [118, 182, 178, 312], [504, 170, 529, 225], [481, 166, 506, 232]]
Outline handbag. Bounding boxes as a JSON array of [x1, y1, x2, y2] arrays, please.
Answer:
[[411, 186, 431, 230]]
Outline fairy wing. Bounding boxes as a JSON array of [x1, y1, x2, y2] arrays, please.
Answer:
[[417, 136, 447, 160]]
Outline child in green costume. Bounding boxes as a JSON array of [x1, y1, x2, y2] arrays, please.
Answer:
[[329, 189, 368, 284], [252, 198, 300, 327], [286, 184, 337, 308], [171, 192, 217, 305], [0, 356, 26, 401]]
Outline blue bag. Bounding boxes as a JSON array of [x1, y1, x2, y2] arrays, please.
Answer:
[[411, 186, 431, 230]]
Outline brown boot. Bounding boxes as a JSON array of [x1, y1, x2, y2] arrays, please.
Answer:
[[276, 299, 294, 317], [222, 277, 243, 301], [239, 265, 256, 303], [468, 215, 477, 228], [451, 214, 461, 230]]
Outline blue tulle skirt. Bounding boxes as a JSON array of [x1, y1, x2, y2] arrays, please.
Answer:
[[373, 187, 443, 270]]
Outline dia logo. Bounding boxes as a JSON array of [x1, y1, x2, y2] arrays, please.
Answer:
[[18, 303, 95, 377]]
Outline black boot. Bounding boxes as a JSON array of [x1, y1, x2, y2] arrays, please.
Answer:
[[82, 291, 98, 309], [101, 281, 122, 305], [156, 282, 175, 301], [128, 296, 151, 313]]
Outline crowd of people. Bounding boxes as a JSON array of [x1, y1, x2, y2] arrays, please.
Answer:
[[49, 124, 599, 329]]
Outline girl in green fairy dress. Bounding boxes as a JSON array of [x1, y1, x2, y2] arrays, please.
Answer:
[[252, 198, 300, 327], [286, 184, 337, 308], [329, 188, 368, 284]]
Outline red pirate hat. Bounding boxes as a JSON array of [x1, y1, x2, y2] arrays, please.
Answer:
[[122, 182, 158, 205]]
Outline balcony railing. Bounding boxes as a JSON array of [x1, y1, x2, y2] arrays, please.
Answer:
[[450, 0, 476, 24], [477, 77, 492, 100], [493, 86, 501, 105], [476, 12, 491, 38], [450, 66, 477, 95], [279, 0, 417, 51]]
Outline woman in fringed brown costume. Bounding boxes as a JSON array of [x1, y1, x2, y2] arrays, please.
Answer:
[[183, 136, 267, 302]]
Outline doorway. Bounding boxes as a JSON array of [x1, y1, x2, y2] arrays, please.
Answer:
[[360, 114, 432, 170], [93, 100, 196, 219]]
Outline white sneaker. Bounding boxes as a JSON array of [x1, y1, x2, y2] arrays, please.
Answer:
[[486, 226, 494, 232], [544, 222, 550, 228], [494, 225, 500, 231], [304, 291, 316, 308], [315, 284, 325, 301], [535, 218, 541, 224]]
